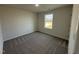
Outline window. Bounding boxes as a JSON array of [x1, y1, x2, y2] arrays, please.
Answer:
[[44, 14, 53, 29]]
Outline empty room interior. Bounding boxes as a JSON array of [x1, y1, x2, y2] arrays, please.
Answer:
[[0, 4, 79, 54]]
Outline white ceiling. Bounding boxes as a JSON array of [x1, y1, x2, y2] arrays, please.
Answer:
[[2, 4, 71, 13]]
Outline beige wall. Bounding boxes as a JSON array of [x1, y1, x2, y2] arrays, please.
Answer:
[[68, 4, 79, 54], [74, 24, 79, 54], [0, 6, 37, 41], [0, 17, 3, 54], [38, 5, 72, 40]]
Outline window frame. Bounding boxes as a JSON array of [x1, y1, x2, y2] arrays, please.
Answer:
[[44, 14, 53, 29]]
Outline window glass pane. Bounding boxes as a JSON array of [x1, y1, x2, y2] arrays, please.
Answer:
[[44, 14, 53, 29]]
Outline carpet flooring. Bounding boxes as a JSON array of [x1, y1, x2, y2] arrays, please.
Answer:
[[3, 32, 68, 54]]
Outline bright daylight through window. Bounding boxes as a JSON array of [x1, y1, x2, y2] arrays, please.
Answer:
[[44, 14, 53, 29]]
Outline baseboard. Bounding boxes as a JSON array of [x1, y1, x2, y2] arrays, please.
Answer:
[[37, 31, 68, 41], [4, 31, 68, 42], [4, 31, 36, 42]]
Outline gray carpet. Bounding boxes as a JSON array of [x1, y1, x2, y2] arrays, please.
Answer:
[[3, 32, 68, 54]]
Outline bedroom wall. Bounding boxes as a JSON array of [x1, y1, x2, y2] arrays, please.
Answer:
[[0, 6, 37, 41], [68, 4, 79, 54], [0, 17, 3, 54], [37, 5, 72, 40]]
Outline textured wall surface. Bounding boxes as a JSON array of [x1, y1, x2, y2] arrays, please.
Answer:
[[38, 5, 72, 40], [0, 6, 37, 41]]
